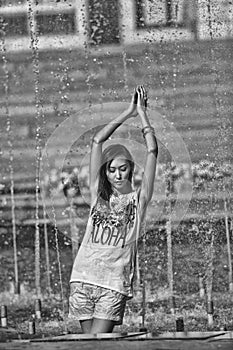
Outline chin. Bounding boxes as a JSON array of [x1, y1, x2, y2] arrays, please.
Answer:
[[114, 183, 130, 193]]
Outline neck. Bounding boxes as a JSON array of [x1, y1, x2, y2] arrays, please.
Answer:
[[112, 185, 133, 196]]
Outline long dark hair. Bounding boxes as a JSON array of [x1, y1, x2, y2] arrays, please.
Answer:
[[98, 144, 135, 201]]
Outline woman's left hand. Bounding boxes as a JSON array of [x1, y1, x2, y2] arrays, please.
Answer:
[[137, 85, 148, 113]]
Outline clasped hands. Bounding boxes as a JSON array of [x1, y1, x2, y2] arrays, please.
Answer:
[[128, 85, 148, 117]]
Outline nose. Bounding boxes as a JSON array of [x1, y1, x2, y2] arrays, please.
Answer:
[[116, 169, 122, 179]]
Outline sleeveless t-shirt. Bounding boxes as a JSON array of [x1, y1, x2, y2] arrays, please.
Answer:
[[70, 190, 142, 297]]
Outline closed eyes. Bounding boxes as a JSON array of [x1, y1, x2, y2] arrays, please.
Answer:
[[109, 166, 128, 172]]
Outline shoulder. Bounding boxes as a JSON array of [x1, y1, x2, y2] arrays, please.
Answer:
[[91, 195, 109, 211]]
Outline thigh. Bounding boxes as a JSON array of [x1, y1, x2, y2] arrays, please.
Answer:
[[69, 282, 94, 321], [80, 319, 93, 334], [94, 287, 128, 325], [91, 318, 115, 333]]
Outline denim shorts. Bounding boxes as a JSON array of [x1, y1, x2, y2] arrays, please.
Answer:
[[68, 282, 128, 325]]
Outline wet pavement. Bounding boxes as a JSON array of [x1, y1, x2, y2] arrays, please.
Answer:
[[1, 332, 233, 350]]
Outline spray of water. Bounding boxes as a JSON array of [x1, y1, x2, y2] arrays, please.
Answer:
[[27, 0, 42, 297], [200, 1, 233, 323], [43, 201, 51, 295], [122, 49, 129, 93], [0, 18, 19, 295], [26, 2, 68, 331]]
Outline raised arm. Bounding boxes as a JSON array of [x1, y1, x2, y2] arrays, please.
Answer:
[[136, 86, 158, 218], [89, 91, 137, 204]]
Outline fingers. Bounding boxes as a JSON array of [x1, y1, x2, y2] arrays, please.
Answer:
[[136, 85, 148, 108], [141, 85, 147, 99], [136, 85, 147, 99], [133, 88, 138, 104]]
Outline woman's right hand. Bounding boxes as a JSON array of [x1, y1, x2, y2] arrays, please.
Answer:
[[127, 89, 138, 117]]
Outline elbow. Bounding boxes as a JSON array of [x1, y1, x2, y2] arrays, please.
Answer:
[[92, 135, 101, 144], [92, 128, 107, 144]]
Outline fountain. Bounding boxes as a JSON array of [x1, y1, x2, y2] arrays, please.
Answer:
[[0, 0, 233, 348], [0, 12, 19, 296]]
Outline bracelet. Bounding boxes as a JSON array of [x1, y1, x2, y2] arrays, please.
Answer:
[[142, 126, 155, 137]]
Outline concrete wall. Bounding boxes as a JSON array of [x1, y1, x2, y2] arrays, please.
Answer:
[[198, 0, 233, 39], [0, 0, 87, 51], [0, 0, 232, 52]]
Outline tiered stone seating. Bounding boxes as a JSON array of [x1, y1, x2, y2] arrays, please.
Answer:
[[0, 39, 232, 229]]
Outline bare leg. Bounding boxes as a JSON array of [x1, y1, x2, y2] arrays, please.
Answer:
[[80, 319, 93, 334], [91, 318, 115, 333]]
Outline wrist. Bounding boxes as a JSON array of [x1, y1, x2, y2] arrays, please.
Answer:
[[142, 126, 155, 137], [126, 106, 135, 116], [137, 107, 146, 116]]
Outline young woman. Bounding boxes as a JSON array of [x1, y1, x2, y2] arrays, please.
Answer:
[[69, 86, 158, 334]]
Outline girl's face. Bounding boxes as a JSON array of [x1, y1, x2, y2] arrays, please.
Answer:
[[106, 156, 132, 193]]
